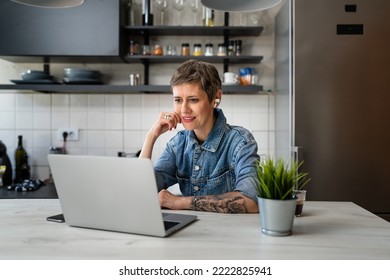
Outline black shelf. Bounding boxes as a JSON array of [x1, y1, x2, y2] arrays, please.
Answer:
[[123, 55, 263, 64], [123, 26, 263, 37], [0, 84, 263, 94]]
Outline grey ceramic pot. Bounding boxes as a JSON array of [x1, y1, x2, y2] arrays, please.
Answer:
[[258, 196, 297, 236]]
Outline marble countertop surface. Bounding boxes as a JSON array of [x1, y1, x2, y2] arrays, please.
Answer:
[[1, 199, 389, 260]]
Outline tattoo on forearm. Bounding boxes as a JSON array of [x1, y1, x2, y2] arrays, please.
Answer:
[[192, 195, 247, 213]]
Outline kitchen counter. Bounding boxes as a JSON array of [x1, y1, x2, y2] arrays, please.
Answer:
[[0, 183, 58, 199], [0, 200, 389, 260]]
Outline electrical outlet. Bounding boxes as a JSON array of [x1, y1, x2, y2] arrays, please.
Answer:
[[57, 128, 79, 141]]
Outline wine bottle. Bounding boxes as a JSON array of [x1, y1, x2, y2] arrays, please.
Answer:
[[21, 154, 31, 181], [14, 135, 27, 183], [142, 0, 154, 26]]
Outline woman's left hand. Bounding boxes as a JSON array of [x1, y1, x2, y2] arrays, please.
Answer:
[[158, 189, 192, 210]]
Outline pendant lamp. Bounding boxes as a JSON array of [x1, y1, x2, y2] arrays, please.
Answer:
[[200, 0, 283, 12], [10, 0, 85, 8]]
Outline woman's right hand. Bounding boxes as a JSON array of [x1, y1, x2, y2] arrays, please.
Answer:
[[140, 112, 181, 159], [150, 112, 181, 138]]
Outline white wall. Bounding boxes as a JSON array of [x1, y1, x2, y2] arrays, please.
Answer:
[[0, 2, 282, 181]]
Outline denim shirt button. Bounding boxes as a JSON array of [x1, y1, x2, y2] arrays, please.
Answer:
[[193, 186, 200, 191], [194, 165, 200, 171]]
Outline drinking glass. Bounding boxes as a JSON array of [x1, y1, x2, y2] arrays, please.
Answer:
[[189, 0, 199, 25], [173, 0, 185, 26], [153, 0, 168, 25]]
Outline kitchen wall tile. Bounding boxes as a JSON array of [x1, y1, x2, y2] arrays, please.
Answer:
[[104, 130, 123, 148], [33, 112, 51, 130], [0, 93, 15, 111], [124, 94, 142, 113], [33, 93, 51, 112], [124, 130, 143, 153], [70, 94, 88, 112], [87, 130, 105, 148], [51, 112, 70, 129], [87, 112, 105, 130], [105, 94, 123, 113], [33, 130, 51, 148], [15, 94, 33, 112], [105, 112, 123, 130], [15, 111, 33, 129], [0, 112, 15, 129], [87, 94, 105, 111], [70, 112, 88, 129], [52, 94, 69, 112], [87, 148, 105, 156], [124, 112, 142, 130]]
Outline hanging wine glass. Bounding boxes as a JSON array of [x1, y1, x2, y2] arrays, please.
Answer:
[[189, 0, 199, 26], [153, 0, 168, 26], [173, 0, 185, 26]]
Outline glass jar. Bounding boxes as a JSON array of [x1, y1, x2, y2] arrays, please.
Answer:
[[205, 43, 214, 56], [217, 43, 226, 56], [235, 39, 242, 56], [152, 44, 163, 55], [181, 43, 190, 56], [129, 40, 140, 55], [227, 40, 235, 56], [193, 44, 202, 56]]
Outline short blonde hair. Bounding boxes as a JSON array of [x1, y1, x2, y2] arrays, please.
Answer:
[[170, 59, 221, 101]]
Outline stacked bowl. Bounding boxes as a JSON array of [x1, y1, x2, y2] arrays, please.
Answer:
[[62, 68, 103, 84]]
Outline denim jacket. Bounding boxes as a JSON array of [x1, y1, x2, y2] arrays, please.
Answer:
[[154, 108, 260, 203]]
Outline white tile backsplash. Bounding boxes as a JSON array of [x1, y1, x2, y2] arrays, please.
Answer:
[[0, 4, 283, 180]]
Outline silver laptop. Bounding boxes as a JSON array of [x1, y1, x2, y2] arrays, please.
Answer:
[[47, 154, 197, 237]]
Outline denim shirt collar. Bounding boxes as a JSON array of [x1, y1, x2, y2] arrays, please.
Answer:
[[188, 108, 227, 153]]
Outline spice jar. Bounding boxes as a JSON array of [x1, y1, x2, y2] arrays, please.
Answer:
[[217, 43, 226, 56], [129, 40, 140, 55], [181, 43, 190, 56], [193, 44, 202, 56], [152, 44, 163, 55], [205, 43, 214, 56], [235, 40, 242, 56], [227, 40, 235, 56]]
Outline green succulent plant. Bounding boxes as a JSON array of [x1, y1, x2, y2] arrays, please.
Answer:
[[255, 158, 310, 200]]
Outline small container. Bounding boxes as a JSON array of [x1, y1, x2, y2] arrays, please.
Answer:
[[142, 45, 151, 55], [129, 73, 140, 86], [129, 40, 140, 55], [227, 40, 235, 56], [166, 45, 177, 56], [152, 44, 163, 55], [205, 43, 214, 56], [181, 43, 190, 56], [193, 44, 202, 56], [235, 39, 242, 56], [217, 43, 226, 56]]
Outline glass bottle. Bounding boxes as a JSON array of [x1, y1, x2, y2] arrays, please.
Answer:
[[127, 0, 135, 26], [20, 154, 30, 181], [142, 0, 154, 26], [14, 135, 27, 183], [202, 7, 214, 27]]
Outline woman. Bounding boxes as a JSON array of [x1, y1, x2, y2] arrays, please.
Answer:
[[140, 60, 260, 213]]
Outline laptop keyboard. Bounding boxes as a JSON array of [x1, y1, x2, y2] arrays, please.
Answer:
[[164, 220, 180, 230]]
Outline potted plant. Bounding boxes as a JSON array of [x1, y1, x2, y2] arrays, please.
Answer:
[[255, 158, 310, 236]]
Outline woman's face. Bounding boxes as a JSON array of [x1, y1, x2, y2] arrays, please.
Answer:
[[172, 83, 219, 142]]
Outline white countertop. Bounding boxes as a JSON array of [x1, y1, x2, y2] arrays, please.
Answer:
[[1, 199, 389, 260]]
